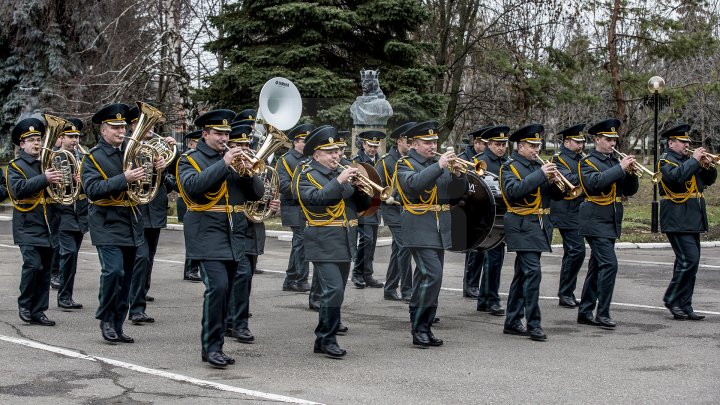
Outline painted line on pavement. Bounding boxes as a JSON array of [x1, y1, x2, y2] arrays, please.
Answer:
[[0, 335, 321, 404]]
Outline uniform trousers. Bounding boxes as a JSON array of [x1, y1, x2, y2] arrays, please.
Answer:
[[226, 254, 256, 332], [464, 250, 484, 292], [57, 230, 84, 303], [96, 245, 137, 333], [285, 225, 309, 286], [129, 227, 161, 316], [663, 233, 701, 312], [227, 255, 253, 333], [504, 251, 542, 330], [383, 225, 413, 298], [557, 228, 586, 299], [408, 248, 444, 333], [199, 259, 246, 352], [579, 237, 617, 318], [477, 243, 505, 308], [18, 245, 53, 317], [50, 246, 60, 277], [313, 261, 350, 346], [353, 224, 378, 279]]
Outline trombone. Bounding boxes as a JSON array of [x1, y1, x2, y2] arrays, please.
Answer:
[[538, 158, 582, 198], [685, 147, 720, 169], [611, 147, 662, 183], [336, 161, 395, 203], [433, 152, 487, 176]]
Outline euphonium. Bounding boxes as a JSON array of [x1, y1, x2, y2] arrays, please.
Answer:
[[539, 157, 582, 199], [611, 147, 662, 183], [244, 166, 280, 223], [41, 114, 82, 205], [123, 102, 165, 204]]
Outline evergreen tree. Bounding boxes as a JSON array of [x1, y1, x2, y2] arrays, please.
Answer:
[[198, 0, 445, 128]]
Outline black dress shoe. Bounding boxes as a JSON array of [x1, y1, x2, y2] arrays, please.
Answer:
[[529, 327, 547, 341], [558, 296, 578, 308], [291, 282, 311, 292], [30, 313, 56, 326], [100, 321, 118, 342], [253, 268, 264, 274], [489, 304, 505, 316], [50, 274, 60, 290], [476, 304, 488, 312], [412, 332, 431, 348], [337, 323, 348, 335], [145, 295, 155, 302], [685, 310, 705, 321], [384, 291, 402, 301], [577, 313, 600, 326], [364, 276, 384, 288], [184, 271, 202, 282], [117, 332, 134, 343], [309, 301, 320, 311], [19, 307, 32, 323], [202, 351, 227, 368], [596, 316, 616, 328], [503, 323, 528, 336], [463, 287, 479, 298], [314, 342, 346, 358], [665, 304, 689, 320], [432, 317, 440, 324], [401, 295, 412, 303], [130, 312, 155, 324], [351, 275, 366, 289], [426, 331, 443, 346], [58, 300, 83, 310], [233, 328, 255, 343], [219, 351, 235, 364]]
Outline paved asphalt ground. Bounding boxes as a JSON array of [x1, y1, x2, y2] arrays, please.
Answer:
[[0, 219, 718, 404]]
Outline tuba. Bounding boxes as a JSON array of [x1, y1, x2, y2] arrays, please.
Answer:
[[243, 77, 302, 222], [41, 114, 82, 205], [123, 101, 166, 205]]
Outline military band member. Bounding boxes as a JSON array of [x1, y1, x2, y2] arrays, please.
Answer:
[[658, 124, 716, 321], [177, 109, 264, 368], [179, 130, 202, 282], [277, 123, 314, 292], [8, 117, 63, 326], [459, 126, 490, 298], [501, 124, 565, 341], [49, 136, 63, 291], [351, 130, 385, 289], [377, 122, 415, 302], [296, 126, 371, 358], [83, 103, 156, 343], [55, 118, 89, 310], [476, 126, 510, 316], [549, 124, 587, 308], [396, 121, 468, 347], [576, 119, 639, 329]]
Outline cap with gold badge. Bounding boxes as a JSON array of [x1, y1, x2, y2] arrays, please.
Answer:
[[660, 124, 692, 142], [404, 121, 439, 141], [556, 123, 586, 142], [468, 126, 493, 142], [481, 125, 511, 142], [194, 109, 236, 132], [303, 126, 339, 156], [509, 123, 544, 145], [358, 130, 385, 147], [91, 103, 130, 126], [587, 118, 621, 139], [228, 122, 253, 143], [287, 123, 314, 141], [62, 118, 84, 135], [11, 117, 45, 146], [336, 130, 350, 147], [234, 109, 256, 123], [390, 122, 416, 140]]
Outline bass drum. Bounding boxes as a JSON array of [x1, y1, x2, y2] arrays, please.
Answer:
[[449, 172, 505, 252]]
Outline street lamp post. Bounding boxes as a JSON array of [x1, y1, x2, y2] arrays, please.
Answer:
[[647, 76, 665, 233]]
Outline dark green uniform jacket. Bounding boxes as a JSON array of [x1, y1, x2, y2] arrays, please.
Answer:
[[375, 146, 402, 227], [245, 222, 266, 256], [82, 138, 144, 247], [500, 151, 564, 252], [549, 145, 583, 230], [396, 149, 468, 249], [578, 149, 639, 239], [297, 160, 371, 262], [276, 148, 305, 227], [352, 150, 380, 225], [138, 171, 177, 229], [478, 149, 507, 175], [177, 139, 264, 261], [7, 151, 53, 246], [658, 149, 717, 233]]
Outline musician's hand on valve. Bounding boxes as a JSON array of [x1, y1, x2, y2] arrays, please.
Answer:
[[437, 151, 454, 169], [45, 167, 63, 184], [223, 146, 239, 167], [153, 157, 167, 171], [73, 173, 81, 184], [620, 155, 636, 170], [692, 147, 706, 162], [268, 199, 281, 213], [124, 167, 146, 182], [541, 162, 557, 177], [337, 167, 358, 184], [164, 136, 177, 147]]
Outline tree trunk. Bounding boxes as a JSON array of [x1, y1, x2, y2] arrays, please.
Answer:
[[607, 0, 627, 149]]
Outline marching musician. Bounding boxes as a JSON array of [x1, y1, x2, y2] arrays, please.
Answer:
[[128, 108, 178, 324], [176, 109, 264, 368], [576, 119, 639, 329], [55, 118, 89, 310], [83, 103, 160, 343], [500, 124, 565, 341], [377, 122, 415, 302], [296, 126, 371, 358], [179, 129, 203, 282], [458, 126, 489, 299], [475, 126, 510, 316], [658, 124, 717, 320], [396, 121, 468, 347], [351, 130, 385, 289], [8, 117, 62, 326], [277, 123, 314, 293], [549, 124, 587, 308]]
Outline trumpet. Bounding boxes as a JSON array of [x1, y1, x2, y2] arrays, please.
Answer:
[[539, 158, 582, 198], [685, 147, 720, 169], [224, 144, 266, 176], [433, 151, 487, 175], [611, 147, 662, 183], [337, 161, 395, 203]]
